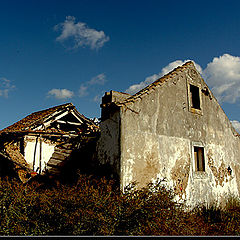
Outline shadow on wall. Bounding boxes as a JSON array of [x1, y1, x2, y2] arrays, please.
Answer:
[[0, 136, 119, 189], [55, 137, 120, 185]]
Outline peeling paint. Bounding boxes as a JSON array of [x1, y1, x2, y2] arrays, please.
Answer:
[[133, 150, 160, 188], [171, 154, 190, 197], [234, 165, 240, 194], [207, 149, 233, 187]]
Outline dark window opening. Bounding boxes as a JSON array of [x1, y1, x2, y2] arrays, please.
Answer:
[[20, 139, 25, 156], [190, 84, 200, 109], [194, 146, 205, 171], [17, 139, 25, 156]]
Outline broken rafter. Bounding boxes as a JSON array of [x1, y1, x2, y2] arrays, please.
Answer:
[[56, 120, 82, 126], [1, 130, 79, 138], [71, 108, 94, 125], [34, 109, 73, 130]]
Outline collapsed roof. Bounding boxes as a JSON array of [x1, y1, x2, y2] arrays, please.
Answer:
[[0, 102, 98, 136], [0, 103, 99, 184]]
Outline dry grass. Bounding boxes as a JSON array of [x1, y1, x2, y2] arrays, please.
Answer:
[[0, 175, 239, 236]]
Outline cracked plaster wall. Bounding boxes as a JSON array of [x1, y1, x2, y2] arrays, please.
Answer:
[[97, 64, 240, 207], [119, 64, 240, 207]]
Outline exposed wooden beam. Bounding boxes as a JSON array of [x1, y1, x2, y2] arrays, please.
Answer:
[[56, 120, 82, 126], [1, 131, 78, 138]]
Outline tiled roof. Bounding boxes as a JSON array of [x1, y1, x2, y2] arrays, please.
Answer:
[[0, 103, 77, 134], [116, 61, 195, 106]]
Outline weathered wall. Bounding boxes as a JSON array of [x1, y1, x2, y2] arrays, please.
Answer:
[[119, 63, 240, 207], [96, 110, 121, 178], [24, 136, 55, 173]]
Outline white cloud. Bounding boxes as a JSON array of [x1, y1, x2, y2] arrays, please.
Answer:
[[125, 60, 202, 95], [55, 16, 109, 50], [231, 120, 240, 133], [125, 73, 161, 95], [0, 77, 15, 98], [160, 60, 202, 76], [79, 73, 106, 97], [88, 73, 106, 85], [48, 88, 74, 99], [79, 84, 88, 97], [203, 54, 240, 103], [93, 94, 102, 103]]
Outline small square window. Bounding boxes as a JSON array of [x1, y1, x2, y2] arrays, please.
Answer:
[[190, 84, 200, 110], [194, 146, 205, 171]]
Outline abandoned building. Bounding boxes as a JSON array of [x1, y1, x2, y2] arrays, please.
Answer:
[[1, 61, 240, 207], [0, 103, 99, 183], [97, 61, 240, 207]]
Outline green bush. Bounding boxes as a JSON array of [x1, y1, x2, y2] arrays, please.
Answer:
[[0, 175, 240, 236]]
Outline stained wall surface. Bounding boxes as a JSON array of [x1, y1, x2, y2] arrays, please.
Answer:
[[98, 62, 240, 207], [97, 110, 121, 178]]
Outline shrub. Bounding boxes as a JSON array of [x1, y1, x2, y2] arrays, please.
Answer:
[[0, 175, 240, 236]]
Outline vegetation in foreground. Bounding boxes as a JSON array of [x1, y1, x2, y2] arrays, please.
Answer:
[[0, 175, 240, 236]]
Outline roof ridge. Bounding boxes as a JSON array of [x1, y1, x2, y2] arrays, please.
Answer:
[[30, 102, 73, 115], [117, 61, 194, 105], [0, 102, 75, 133]]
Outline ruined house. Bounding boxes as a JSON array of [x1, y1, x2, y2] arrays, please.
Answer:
[[97, 61, 240, 207], [1, 61, 240, 207], [0, 103, 99, 183]]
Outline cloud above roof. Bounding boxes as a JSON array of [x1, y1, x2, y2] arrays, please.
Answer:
[[79, 73, 106, 97], [125, 60, 202, 95], [0, 77, 15, 98], [203, 54, 240, 103], [125, 54, 240, 105], [79, 84, 88, 97], [54, 16, 110, 50], [48, 88, 74, 99], [47, 74, 106, 100], [88, 73, 106, 85], [231, 120, 240, 133]]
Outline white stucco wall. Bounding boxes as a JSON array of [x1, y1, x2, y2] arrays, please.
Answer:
[[118, 64, 240, 208], [24, 136, 55, 173], [97, 63, 240, 208]]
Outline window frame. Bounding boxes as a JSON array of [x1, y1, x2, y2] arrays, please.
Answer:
[[194, 146, 205, 172], [187, 81, 203, 115], [190, 84, 201, 110], [192, 142, 206, 173]]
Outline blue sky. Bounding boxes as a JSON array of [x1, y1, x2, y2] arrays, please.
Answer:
[[1, 0, 240, 131]]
